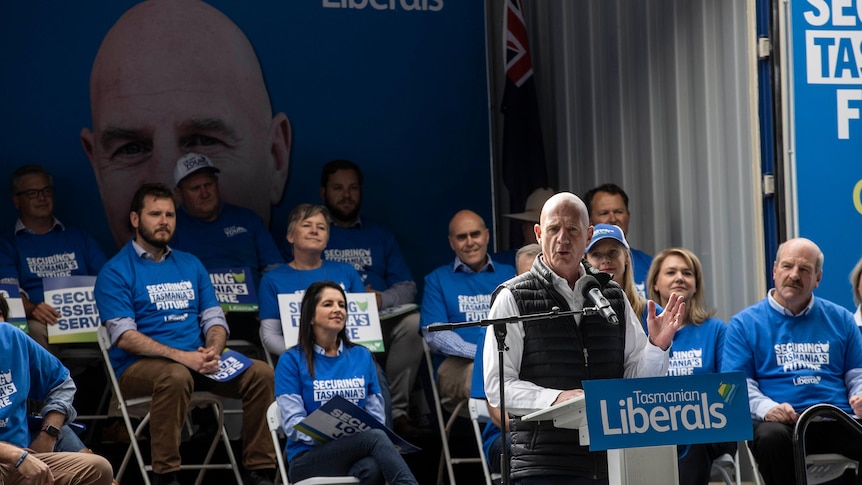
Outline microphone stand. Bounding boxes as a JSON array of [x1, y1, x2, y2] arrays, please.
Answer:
[[427, 306, 599, 485]]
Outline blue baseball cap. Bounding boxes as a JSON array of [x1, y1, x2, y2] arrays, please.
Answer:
[[586, 224, 630, 253]]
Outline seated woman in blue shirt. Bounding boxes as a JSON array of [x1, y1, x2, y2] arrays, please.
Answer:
[[647, 247, 735, 485], [274, 281, 417, 485]]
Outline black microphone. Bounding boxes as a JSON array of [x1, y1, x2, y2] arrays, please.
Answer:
[[576, 275, 619, 325]]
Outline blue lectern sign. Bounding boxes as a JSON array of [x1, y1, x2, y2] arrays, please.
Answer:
[[582, 372, 751, 451]]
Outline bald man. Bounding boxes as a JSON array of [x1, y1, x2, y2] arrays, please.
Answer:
[[482, 192, 681, 483], [419, 210, 516, 400], [81, 0, 291, 248], [723, 238, 862, 485]]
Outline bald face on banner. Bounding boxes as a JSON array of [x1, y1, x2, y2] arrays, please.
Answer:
[[81, 0, 291, 247]]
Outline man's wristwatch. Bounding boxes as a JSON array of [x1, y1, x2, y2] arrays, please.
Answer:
[[41, 424, 61, 438]]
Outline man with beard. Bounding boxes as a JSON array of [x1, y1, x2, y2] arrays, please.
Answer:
[[319, 159, 426, 437], [723, 238, 862, 485], [94, 183, 277, 485]]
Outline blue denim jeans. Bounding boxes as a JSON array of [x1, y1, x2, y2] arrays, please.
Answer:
[[288, 429, 417, 485]]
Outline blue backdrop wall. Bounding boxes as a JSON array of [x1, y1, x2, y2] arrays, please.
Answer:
[[0, 0, 493, 297]]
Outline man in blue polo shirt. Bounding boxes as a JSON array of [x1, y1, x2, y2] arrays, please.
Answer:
[[0, 165, 107, 352], [421, 209, 516, 401]]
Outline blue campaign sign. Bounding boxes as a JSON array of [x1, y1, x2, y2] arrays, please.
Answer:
[[789, 0, 862, 310], [582, 372, 751, 451]]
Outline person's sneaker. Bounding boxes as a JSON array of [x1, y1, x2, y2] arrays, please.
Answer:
[[152, 472, 180, 485], [244, 468, 275, 485]]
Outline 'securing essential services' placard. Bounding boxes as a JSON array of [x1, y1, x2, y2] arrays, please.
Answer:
[[44, 276, 100, 344]]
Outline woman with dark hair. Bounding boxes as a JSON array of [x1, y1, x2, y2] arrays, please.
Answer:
[[646, 247, 735, 485], [274, 281, 417, 485]]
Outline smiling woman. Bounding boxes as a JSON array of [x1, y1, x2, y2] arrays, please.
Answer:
[[257, 204, 366, 357], [645, 247, 735, 485]]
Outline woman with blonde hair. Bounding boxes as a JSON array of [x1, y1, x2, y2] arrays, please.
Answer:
[[646, 247, 734, 485], [584, 224, 649, 326]]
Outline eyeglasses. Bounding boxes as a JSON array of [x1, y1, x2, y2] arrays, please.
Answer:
[[15, 187, 55, 199]]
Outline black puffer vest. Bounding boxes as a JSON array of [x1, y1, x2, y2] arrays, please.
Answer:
[[494, 259, 627, 479]]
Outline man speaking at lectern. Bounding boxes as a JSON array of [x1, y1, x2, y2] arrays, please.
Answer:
[[483, 192, 683, 484]]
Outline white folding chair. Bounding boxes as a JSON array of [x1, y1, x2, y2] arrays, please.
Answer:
[[266, 401, 359, 485], [805, 453, 858, 485], [709, 452, 739, 485], [420, 340, 484, 485], [96, 326, 243, 485], [742, 440, 857, 485], [468, 398, 502, 485]]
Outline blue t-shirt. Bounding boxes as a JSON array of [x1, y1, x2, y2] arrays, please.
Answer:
[[722, 296, 862, 414], [258, 261, 365, 321], [172, 203, 283, 290], [630, 247, 653, 299], [0, 223, 107, 304], [94, 242, 222, 377], [420, 259, 516, 347], [0, 322, 69, 448], [666, 317, 726, 376], [275, 343, 381, 461], [323, 220, 414, 293]]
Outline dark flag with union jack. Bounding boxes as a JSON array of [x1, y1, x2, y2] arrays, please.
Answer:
[[501, 0, 548, 235]]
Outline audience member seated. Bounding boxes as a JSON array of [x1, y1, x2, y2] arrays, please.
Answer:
[[584, 183, 653, 298], [584, 224, 651, 327], [420, 210, 515, 401], [171, 152, 284, 346], [257, 204, 393, 426], [647, 247, 735, 485], [849, 255, 862, 329], [514, 243, 541, 276], [275, 281, 418, 485], [0, 294, 114, 485], [722, 238, 862, 485], [494, 187, 554, 268], [318, 160, 424, 436], [94, 183, 276, 485], [258, 204, 365, 357], [0, 165, 107, 352]]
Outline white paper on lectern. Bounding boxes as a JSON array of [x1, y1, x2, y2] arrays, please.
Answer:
[[521, 394, 587, 429]]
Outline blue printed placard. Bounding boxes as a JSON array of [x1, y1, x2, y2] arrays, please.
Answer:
[[582, 372, 751, 451], [208, 268, 258, 312], [43, 276, 100, 343], [0, 283, 27, 332], [204, 349, 253, 382]]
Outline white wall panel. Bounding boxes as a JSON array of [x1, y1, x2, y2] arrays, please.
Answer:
[[493, 0, 765, 320]]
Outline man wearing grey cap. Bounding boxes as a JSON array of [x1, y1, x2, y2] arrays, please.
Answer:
[[171, 153, 284, 345]]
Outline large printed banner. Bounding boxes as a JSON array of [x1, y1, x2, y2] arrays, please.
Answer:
[[0, 1, 493, 295], [790, 1, 862, 309], [279, 292, 385, 352]]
